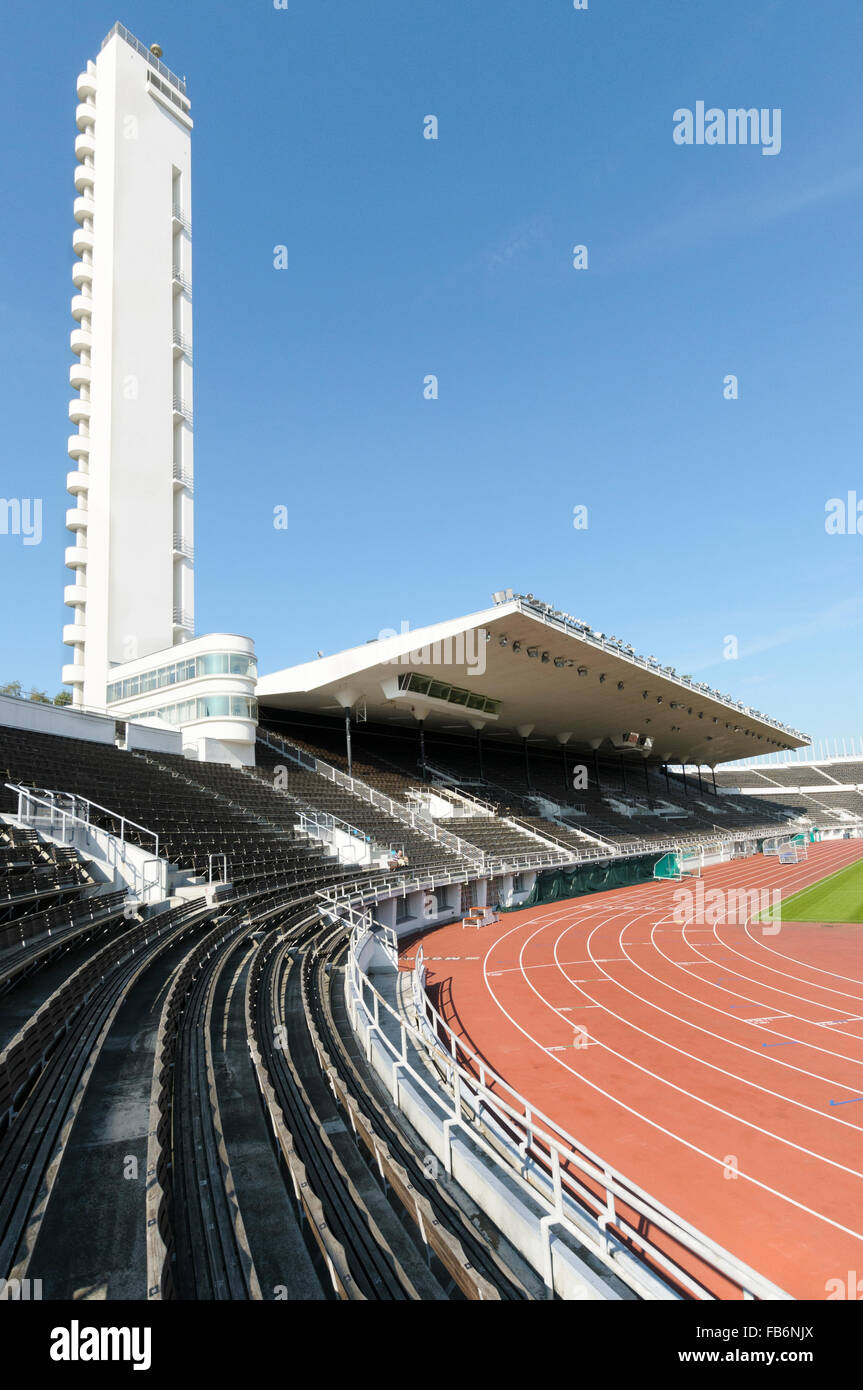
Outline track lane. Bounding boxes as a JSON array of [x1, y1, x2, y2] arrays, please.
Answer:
[[408, 841, 863, 1298]]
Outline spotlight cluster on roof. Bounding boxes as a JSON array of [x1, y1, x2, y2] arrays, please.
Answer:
[[491, 589, 808, 747]]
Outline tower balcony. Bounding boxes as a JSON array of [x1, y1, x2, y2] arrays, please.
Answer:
[[70, 327, 92, 356], [172, 331, 193, 362], [73, 195, 95, 225], [67, 433, 91, 461], [70, 361, 91, 390], [68, 398, 91, 426], [66, 469, 89, 498], [75, 131, 96, 162], [70, 294, 93, 322], [72, 226, 94, 256], [172, 534, 194, 561], [172, 462, 194, 492], [171, 203, 190, 234], [76, 71, 97, 102], [74, 164, 95, 195], [63, 622, 88, 646], [65, 506, 88, 532], [61, 664, 86, 686], [172, 265, 191, 295], [71, 259, 93, 289], [75, 103, 96, 133], [172, 396, 193, 426], [64, 582, 88, 608], [65, 545, 88, 571], [172, 608, 194, 632]]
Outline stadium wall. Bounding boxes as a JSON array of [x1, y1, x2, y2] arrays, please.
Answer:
[[0, 693, 182, 755]]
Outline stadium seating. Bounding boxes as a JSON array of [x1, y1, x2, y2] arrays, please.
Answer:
[[257, 714, 800, 853], [714, 760, 863, 828], [0, 726, 354, 893]]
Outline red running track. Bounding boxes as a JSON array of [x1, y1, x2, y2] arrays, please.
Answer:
[[400, 840, 863, 1299]]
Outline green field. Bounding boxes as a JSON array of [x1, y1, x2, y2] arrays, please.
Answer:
[[762, 855, 863, 924]]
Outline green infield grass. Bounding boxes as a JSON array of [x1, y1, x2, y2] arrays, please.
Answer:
[[760, 853, 863, 924]]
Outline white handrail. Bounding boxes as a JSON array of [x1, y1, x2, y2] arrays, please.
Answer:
[[345, 916, 790, 1301], [6, 783, 160, 859], [257, 731, 573, 873], [257, 730, 484, 864]]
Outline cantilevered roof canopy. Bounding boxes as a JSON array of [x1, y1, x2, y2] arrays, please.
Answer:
[[257, 594, 809, 767]]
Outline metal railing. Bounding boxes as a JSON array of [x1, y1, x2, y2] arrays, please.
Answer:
[[172, 396, 193, 424], [296, 808, 381, 866], [7, 783, 160, 860], [208, 852, 227, 884], [424, 764, 497, 809], [345, 914, 790, 1301], [425, 756, 615, 859], [103, 22, 188, 97], [257, 730, 573, 875], [257, 730, 485, 867]]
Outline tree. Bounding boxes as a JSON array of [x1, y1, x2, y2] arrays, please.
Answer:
[[0, 681, 22, 699], [54, 691, 73, 707]]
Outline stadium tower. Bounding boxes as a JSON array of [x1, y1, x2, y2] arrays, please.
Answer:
[[62, 24, 256, 765]]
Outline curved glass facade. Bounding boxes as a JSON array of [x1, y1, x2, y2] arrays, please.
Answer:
[[107, 651, 257, 703], [134, 695, 258, 726]]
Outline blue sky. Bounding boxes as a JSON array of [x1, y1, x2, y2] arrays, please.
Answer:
[[2, 0, 862, 748]]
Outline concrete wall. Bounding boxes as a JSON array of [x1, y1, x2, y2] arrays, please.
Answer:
[[124, 721, 182, 754], [0, 693, 115, 744], [0, 693, 182, 757]]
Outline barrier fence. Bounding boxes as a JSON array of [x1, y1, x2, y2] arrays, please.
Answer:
[[344, 911, 790, 1302]]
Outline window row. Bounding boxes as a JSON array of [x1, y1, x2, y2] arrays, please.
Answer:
[[107, 652, 257, 703], [136, 695, 258, 726], [398, 670, 501, 715]]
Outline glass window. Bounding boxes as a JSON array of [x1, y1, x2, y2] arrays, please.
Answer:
[[199, 694, 229, 719], [197, 653, 230, 676]]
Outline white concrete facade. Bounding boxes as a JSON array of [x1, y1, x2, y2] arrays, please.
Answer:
[[64, 24, 195, 708], [105, 631, 258, 766], [62, 25, 256, 765]]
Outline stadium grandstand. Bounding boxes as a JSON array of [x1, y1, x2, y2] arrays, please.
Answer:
[[712, 755, 863, 833], [6, 589, 860, 1301], [3, 19, 862, 1319]]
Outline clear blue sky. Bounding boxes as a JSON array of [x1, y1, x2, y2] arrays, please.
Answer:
[[2, 0, 862, 748]]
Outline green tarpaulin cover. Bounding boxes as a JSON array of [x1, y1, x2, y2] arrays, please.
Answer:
[[501, 853, 659, 910]]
